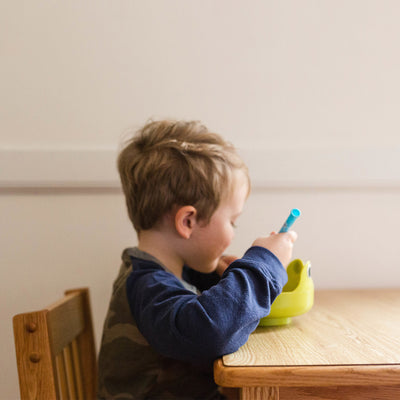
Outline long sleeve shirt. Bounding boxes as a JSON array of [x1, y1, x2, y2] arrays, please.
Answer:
[[98, 246, 287, 400]]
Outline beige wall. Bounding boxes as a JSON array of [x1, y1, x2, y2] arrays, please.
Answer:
[[2, 2, 400, 398]]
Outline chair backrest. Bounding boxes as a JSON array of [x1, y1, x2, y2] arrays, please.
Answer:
[[13, 288, 97, 400]]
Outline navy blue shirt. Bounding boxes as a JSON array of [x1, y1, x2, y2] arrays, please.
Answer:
[[126, 246, 287, 364]]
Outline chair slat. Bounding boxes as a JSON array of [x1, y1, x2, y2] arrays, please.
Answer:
[[71, 339, 84, 400], [55, 352, 69, 399], [63, 344, 78, 399]]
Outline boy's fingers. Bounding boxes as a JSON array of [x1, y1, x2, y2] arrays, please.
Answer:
[[220, 255, 238, 265], [286, 230, 298, 242]]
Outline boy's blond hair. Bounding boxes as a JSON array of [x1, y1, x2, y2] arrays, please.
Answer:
[[118, 120, 250, 232]]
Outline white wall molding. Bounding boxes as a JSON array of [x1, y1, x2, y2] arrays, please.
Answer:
[[239, 145, 400, 189], [1, 146, 400, 189], [0, 149, 120, 188]]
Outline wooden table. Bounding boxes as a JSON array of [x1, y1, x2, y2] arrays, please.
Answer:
[[214, 289, 400, 400]]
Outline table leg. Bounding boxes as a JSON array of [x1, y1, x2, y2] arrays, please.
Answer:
[[240, 386, 279, 400]]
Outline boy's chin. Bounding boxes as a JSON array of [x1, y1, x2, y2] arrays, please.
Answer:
[[205, 263, 219, 274], [205, 259, 220, 272]]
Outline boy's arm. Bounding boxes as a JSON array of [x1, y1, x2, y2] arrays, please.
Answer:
[[127, 246, 287, 363]]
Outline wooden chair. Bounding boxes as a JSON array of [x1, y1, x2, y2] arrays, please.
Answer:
[[13, 288, 97, 400]]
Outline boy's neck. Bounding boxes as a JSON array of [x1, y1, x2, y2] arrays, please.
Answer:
[[137, 228, 184, 279]]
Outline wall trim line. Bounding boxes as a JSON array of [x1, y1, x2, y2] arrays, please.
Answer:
[[1, 147, 400, 189]]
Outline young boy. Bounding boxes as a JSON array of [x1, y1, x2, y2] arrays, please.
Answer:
[[98, 120, 297, 400]]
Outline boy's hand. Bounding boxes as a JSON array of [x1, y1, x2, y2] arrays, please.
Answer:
[[215, 255, 238, 276], [252, 231, 297, 267]]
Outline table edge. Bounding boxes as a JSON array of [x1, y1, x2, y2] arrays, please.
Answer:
[[213, 359, 400, 387]]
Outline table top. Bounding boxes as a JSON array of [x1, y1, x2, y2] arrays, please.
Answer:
[[214, 289, 400, 387]]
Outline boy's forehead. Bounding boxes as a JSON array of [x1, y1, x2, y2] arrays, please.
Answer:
[[232, 169, 250, 195], [221, 170, 249, 208]]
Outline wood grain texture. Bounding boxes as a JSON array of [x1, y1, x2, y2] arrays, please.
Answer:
[[279, 385, 400, 400], [13, 288, 97, 400], [13, 312, 58, 399], [224, 290, 400, 367], [214, 359, 400, 387], [214, 289, 400, 390], [240, 386, 279, 400]]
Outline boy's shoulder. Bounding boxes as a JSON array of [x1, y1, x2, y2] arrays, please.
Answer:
[[123, 247, 198, 294], [122, 247, 163, 266]]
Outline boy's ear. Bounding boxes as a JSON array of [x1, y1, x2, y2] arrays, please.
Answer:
[[175, 206, 197, 239]]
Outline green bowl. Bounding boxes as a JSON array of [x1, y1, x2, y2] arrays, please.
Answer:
[[259, 259, 314, 326]]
